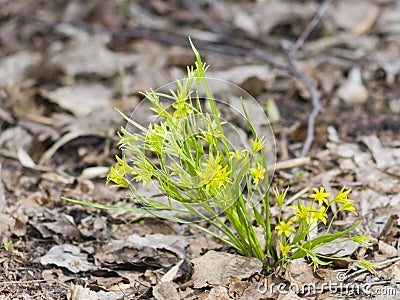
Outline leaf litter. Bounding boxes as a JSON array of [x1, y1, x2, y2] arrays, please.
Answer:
[[0, 0, 400, 299]]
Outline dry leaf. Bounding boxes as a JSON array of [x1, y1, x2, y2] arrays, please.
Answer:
[[41, 84, 113, 117], [153, 282, 180, 300], [0, 51, 41, 87], [41, 244, 96, 273], [51, 25, 137, 77], [337, 68, 369, 104], [191, 250, 263, 289], [315, 239, 359, 258]]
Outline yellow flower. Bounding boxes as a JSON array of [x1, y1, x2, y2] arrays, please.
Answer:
[[333, 186, 352, 203], [145, 123, 168, 153], [275, 220, 296, 237], [273, 187, 289, 209], [313, 206, 328, 225], [230, 149, 248, 160], [250, 163, 266, 186], [196, 153, 231, 195], [279, 241, 291, 257], [172, 98, 193, 118], [251, 136, 266, 153], [106, 156, 129, 188], [309, 187, 330, 206], [331, 187, 358, 215], [290, 201, 314, 224], [131, 157, 154, 186], [339, 201, 358, 215]]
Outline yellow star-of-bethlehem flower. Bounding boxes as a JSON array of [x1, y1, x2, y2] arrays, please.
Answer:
[[313, 206, 328, 225], [309, 187, 330, 206], [340, 202, 358, 215], [275, 220, 296, 237], [291, 201, 318, 224], [333, 186, 352, 203], [251, 136, 266, 153], [230, 149, 248, 160], [250, 163, 266, 186], [279, 241, 291, 256], [196, 153, 231, 195]]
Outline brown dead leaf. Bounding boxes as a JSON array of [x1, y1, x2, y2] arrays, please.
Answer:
[[41, 244, 96, 273], [252, 0, 315, 34], [208, 286, 230, 300], [337, 68, 369, 104], [208, 65, 273, 96], [329, 0, 379, 32], [378, 240, 398, 257], [42, 214, 80, 239], [229, 277, 251, 299], [361, 135, 395, 169], [0, 127, 32, 159], [0, 51, 41, 87], [241, 281, 274, 300], [315, 239, 360, 258], [68, 284, 98, 300], [153, 282, 180, 300], [41, 84, 113, 117], [0, 213, 15, 243], [51, 25, 137, 77], [379, 214, 399, 244], [191, 250, 263, 289], [277, 293, 303, 300], [96, 234, 187, 268], [187, 235, 222, 257], [285, 259, 317, 286]]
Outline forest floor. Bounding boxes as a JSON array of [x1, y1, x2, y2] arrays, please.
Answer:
[[1, 0, 400, 299]]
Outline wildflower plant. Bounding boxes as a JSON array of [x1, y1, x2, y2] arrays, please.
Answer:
[[274, 186, 377, 271], [64, 40, 377, 273]]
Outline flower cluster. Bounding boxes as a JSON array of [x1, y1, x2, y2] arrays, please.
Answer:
[[273, 186, 375, 270], [104, 42, 274, 261], [98, 42, 377, 273]]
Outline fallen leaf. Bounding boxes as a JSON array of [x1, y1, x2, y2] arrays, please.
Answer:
[[68, 284, 98, 300], [378, 214, 399, 244], [191, 250, 263, 289], [40, 244, 96, 273], [285, 259, 317, 286], [228, 277, 250, 299], [41, 84, 113, 117], [337, 68, 369, 104], [361, 135, 395, 169], [51, 25, 137, 77], [252, 0, 315, 34], [207, 65, 273, 95], [160, 260, 184, 283], [153, 282, 180, 300], [0, 51, 41, 87], [315, 239, 359, 258], [207, 286, 230, 300], [378, 240, 398, 257], [124, 233, 187, 259], [329, 0, 379, 33], [78, 167, 110, 180]]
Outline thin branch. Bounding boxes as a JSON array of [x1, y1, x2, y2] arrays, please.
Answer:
[[293, 0, 333, 51], [180, 0, 226, 35], [281, 41, 322, 158]]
